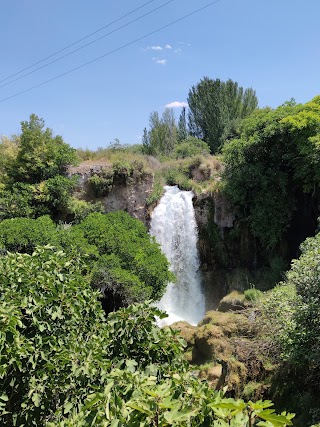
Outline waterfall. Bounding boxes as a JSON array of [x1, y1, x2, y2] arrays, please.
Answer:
[[150, 186, 205, 326]]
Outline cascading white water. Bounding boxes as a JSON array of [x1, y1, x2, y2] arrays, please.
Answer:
[[150, 186, 205, 326]]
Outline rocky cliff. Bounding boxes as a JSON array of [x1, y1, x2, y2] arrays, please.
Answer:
[[69, 161, 154, 225], [69, 163, 309, 310]]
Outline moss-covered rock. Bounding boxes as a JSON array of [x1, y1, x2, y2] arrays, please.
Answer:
[[217, 290, 246, 312], [175, 308, 275, 400]]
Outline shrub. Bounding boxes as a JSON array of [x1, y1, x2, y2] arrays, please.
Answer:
[[77, 212, 174, 302], [0, 247, 294, 427], [88, 168, 114, 197], [244, 288, 263, 302], [174, 137, 210, 159], [0, 247, 109, 426], [0, 215, 58, 252], [67, 197, 104, 223]]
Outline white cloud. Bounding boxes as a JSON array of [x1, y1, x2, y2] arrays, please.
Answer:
[[165, 101, 188, 108], [155, 58, 167, 65], [165, 44, 172, 49], [147, 45, 163, 51], [174, 48, 182, 54]]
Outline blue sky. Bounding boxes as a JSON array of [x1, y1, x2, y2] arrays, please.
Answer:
[[0, 0, 319, 149]]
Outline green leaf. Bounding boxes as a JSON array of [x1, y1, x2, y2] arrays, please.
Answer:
[[63, 401, 73, 414], [164, 407, 198, 423], [0, 394, 8, 402], [32, 393, 41, 408], [258, 409, 294, 426]]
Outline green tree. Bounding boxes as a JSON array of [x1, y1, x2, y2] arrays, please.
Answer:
[[0, 211, 173, 309], [284, 232, 320, 371], [0, 247, 110, 426], [188, 77, 258, 152], [0, 135, 20, 183], [0, 115, 78, 220], [0, 215, 58, 252], [142, 109, 178, 156], [177, 106, 188, 142], [222, 97, 320, 248], [142, 127, 150, 154], [7, 114, 77, 184]]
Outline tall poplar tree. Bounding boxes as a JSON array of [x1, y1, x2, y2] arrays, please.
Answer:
[[187, 78, 258, 153], [178, 106, 188, 142]]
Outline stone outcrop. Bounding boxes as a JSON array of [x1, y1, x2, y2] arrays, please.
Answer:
[[174, 308, 273, 399], [68, 162, 154, 225]]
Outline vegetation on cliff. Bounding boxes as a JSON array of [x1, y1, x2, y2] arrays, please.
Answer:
[[222, 96, 320, 249]]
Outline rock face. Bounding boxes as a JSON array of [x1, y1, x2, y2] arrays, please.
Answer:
[[68, 162, 154, 225], [174, 309, 271, 399], [99, 176, 154, 225]]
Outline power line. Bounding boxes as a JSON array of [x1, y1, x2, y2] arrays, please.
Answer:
[[0, 0, 160, 84], [0, 0, 222, 104], [0, 0, 175, 89]]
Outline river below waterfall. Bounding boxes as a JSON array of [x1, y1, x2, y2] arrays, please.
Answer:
[[150, 186, 205, 326]]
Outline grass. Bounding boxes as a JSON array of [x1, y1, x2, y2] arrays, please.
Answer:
[[75, 145, 224, 205]]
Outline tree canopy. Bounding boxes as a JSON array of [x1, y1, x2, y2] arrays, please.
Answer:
[[0, 114, 78, 220], [188, 78, 258, 153], [222, 97, 320, 248], [142, 109, 178, 156], [7, 114, 77, 184]]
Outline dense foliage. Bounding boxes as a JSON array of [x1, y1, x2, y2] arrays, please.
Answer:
[[7, 115, 76, 184], [188, 78, 258, 153], [77, 212, 174, 304], [255, 229, 320, 425], [283, 232, 320, 375], [0, 246, 294, 426], [222, 97, 320, 248], [0, 211, 173, 308], [0, 114, 78, 220]]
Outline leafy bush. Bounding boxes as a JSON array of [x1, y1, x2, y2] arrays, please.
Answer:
[[66, 198, 104, 223], [77, 212, 174, 302], [6, 114, 77, 184], [258, 283, 297, 357], [0, 247, 294, 426], [0, 247, 109, 426], [51, 375, 294, 427], [284, 232, 320, 369], [244, 288, 263, 302], [88, 168, 114, 197], [222, 97, 320, 248], [0, 215, 58, 252], [0, 211, 173, 309], [0, 182, 35, 220], [174, 137, 210, 159], [0, 115, 78, 220]]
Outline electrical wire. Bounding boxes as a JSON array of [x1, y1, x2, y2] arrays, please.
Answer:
[[0, 0, 161, 84], [0, 0, 222, 104], [0, 0, 176, 89]]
